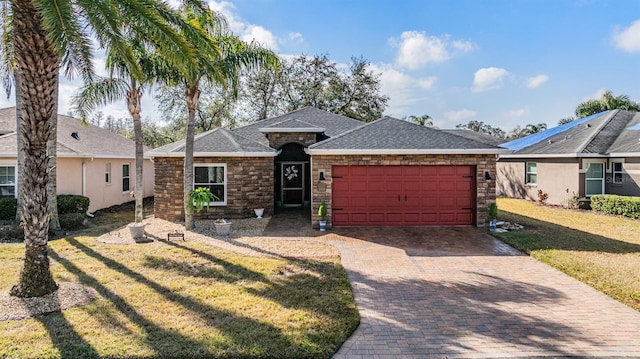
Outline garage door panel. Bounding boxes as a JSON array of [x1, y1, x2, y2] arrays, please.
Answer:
[[332, 165, 475, 226]]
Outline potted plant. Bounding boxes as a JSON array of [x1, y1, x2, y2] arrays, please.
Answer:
[[253, 207, 265, 219], [214, 218, 232, 236], [488, 202, 498, 232], [189, 187, 217, 213], [318, 201, 328, 231]]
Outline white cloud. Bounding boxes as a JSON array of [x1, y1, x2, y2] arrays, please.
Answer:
[[507, 107, 529, 117], [418, 76, 437, 89], [472, 67, 509, 92], [289, 32, 303, 42], [582, 88, 607, 102], [613, 19, 640, 53], [526, 74, 549, 89], [444, 109, 477, 122], [391, 31, 473, 70], [242, 25, 278, 50]]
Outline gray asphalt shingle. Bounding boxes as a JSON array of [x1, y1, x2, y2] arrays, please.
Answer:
[[309, 116, 503, 150], [148, 127, 275, 156]]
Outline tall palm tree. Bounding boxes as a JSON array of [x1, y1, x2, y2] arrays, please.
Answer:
[[161, 6, 278, 230], [575, 90, 640, 118], [2, 0, 213, 298]]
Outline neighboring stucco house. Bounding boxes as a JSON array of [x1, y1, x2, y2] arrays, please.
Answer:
[[497, 109, 640, 205], [149, 107, 509, 228], [0, 107, 154, 212]]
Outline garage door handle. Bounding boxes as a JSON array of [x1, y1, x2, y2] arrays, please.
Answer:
[[333, 208, 343, 211], [405, 195, 407, 201], [463, 207, 473, 210], [398, 195, 400, 201], [462, 175, 474, 178]]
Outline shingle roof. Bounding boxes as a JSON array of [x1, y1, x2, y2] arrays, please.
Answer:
[[0, 107, 144, 158], [501, 110, 640, 157], [307, 116, 508, 154], [441, 129, 506, 147], [233, 107, 363, 145], [148, 127, 275, 157], [260, 118, 324, 132]]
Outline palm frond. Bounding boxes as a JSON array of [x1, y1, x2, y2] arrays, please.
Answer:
[[33, 0, 95, 83], [71, 77, 129, 122]]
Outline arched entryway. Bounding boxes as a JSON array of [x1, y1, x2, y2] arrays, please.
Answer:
[[275, 142, 310, 209]]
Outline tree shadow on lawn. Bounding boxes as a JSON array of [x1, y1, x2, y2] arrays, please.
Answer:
[[47, 237, 312, 358], [342, 270, 606, 357], [156, 239, 359, 342], [496, 210, 640, 254]]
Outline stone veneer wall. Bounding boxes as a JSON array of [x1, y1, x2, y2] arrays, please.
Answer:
[[267, 132, 317, 149], [154, 156, 274, 222], [310, 154, 497, 228]]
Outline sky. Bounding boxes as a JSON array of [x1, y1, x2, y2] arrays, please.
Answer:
[[3, 0, 640, 131]]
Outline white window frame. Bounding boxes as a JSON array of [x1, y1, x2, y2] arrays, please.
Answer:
[[0, 165, 17, 198], [105, 163, 112, 184], [525, 162, 537, 185], [583, 160, 605, 197], [193, 163, 227, 206], [611, 161, 624, 184], [122, 163, 131, 193]]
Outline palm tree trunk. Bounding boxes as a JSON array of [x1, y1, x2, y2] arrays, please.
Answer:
[[10, 0, 59, 297], [127, 81, 144, 223], [48, 84, 61, 231], [184, 84, 200, 230]]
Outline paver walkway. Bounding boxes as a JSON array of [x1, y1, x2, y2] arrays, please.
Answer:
[[265, 212, 640, 358]]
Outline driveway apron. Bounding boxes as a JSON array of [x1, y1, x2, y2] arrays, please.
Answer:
[[318, 226, 640, 358]]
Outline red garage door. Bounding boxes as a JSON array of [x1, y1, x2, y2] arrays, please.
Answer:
[[331, 165, 475, 226]]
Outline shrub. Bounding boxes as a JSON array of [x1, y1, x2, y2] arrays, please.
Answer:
[[0, 222, 22, 241], [537, 189, 549, 204], [0, 197, 17, 221], [57, 195, 90, 215], [591, 194, 640, 219], [59, 213, 86, 230]]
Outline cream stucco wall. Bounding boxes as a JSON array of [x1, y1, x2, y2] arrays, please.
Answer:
[[497, 159, 580, 205], [2, 156, 154, 212]]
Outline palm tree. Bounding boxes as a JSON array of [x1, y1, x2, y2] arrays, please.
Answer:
[[161, 5, 278, 230], [575, 90, 640, 118], [406, 114, 434, 127], [2, 0, 212, 298]]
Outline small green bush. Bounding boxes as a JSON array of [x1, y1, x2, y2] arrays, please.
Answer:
[[0, 198, 17, 221], [57, 195, 90, 215], [591, 194, 640, 219], [59, 213, 86, 230]]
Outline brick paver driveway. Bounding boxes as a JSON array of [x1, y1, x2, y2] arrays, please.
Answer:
[[318, 226, 640, 358]]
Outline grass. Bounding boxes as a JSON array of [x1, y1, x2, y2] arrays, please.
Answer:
[[0, 204, 359, 358], [494, 197, 640, 311]]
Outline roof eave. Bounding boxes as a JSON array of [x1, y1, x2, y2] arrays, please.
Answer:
[[259, 128, 325, 133], [306, 148, 511, 155], [150, 151, 277, 158], [498, 153, 605, 159]]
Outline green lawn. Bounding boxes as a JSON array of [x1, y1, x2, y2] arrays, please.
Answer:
[[494, 197, 640, 311], [0, 211, 358, 358]]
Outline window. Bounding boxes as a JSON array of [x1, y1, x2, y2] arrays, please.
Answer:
[[194, 164, 226, 205], [105, 163, 111, 184], [525, 162, 537, 184], [122, 163, 130, 192], [0, 166, 16, 198], [585, 162, 604, 197], [612, 162, 623, 184]]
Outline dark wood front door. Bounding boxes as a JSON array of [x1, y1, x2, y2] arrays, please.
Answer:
[[281, 162, 305, 206]]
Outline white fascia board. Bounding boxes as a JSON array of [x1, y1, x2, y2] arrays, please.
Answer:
[[499, 153, 604, 159], [150, 151, 277, 158], [606, 152, 640, 157], [259, 127, 325, 133], [306, 148, 511, 155]]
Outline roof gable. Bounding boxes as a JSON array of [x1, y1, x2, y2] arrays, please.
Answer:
[[501, 110, 640, 157], [308, 116, 508, 154], [259, 118, 325, 133], [232, 107, 363, 145], [148, 127, 275, 157]]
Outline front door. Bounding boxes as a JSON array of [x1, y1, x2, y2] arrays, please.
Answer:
[[281, 162, 305, 207]]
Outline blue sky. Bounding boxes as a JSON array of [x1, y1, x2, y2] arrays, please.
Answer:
[[3, 0, 640, 132]]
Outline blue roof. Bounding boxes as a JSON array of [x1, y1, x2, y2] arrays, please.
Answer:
[[501, 110, 612, 151]]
